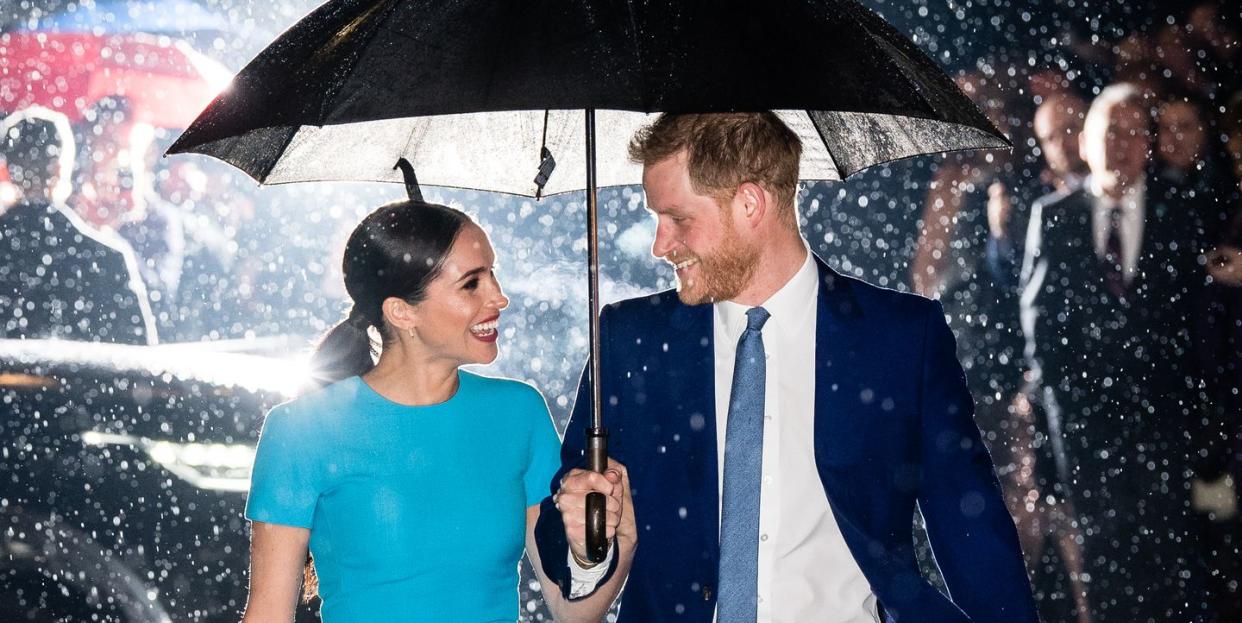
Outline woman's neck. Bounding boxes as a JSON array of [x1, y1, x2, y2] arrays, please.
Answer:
[[363, 346, 460, 406]]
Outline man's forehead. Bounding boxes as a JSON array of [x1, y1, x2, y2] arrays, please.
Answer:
[[643, 196, 672, 213]]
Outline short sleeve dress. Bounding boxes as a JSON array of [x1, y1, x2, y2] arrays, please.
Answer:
[[245, 371, 561, 622]]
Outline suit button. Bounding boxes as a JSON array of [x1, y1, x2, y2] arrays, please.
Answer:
[[702, 585, 713, 601]]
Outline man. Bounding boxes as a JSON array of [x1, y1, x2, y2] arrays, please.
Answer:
[[0, 107, 156, 344], [1153, 98, 1207, 186], [76, 97, 187, 329], [1020, 84, 1208, 621], [1033, 92, 1088, 194], [1150, 96, 1230, 244], [536, 113, 1037, 622]]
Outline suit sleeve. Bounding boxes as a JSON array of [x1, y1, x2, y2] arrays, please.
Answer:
[[533, 306, 620, 600], [1018, 199, 1049, 391], [916, 300, 1039, 622]]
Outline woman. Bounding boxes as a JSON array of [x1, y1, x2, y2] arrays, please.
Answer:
[[241, 200, 634, 622]]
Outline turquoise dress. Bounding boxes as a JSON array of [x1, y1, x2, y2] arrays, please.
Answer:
[[245, 371, 562, 622]]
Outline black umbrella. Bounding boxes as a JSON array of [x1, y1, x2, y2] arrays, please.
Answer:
[[168, 0, 1008, 562]]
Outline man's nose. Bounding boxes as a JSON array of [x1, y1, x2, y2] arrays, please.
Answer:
[[651, 221, 676, 259]]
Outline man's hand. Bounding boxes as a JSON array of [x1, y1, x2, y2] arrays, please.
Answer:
[[1207, 245, 1242, 287], [987, 180, 1013, 240], [555, 458, 634, 567]]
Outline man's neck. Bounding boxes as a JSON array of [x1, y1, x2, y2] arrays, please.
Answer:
[[1053, 171, 1083, 193], [730, 230, 809, 307], [1089, 175, 1140, 202], [17, 190, 55, 205]]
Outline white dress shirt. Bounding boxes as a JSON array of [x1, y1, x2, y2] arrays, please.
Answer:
[[571, 243, 878, 622], [1087, 176, 1145, 283]]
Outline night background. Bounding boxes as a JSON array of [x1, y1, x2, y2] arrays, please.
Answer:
[[1, 0, 1239, 621]]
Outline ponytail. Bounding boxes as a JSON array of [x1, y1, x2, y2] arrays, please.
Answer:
[[308, 306, 378, 388]]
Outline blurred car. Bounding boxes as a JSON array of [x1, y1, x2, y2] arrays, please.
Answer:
[[0, 338, 317, 622]]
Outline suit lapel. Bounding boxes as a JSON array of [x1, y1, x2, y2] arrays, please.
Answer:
[[663, 299, 720, 567], [812, 258, 866, 468]]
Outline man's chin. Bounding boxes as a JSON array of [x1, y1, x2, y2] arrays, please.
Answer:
[[674, 282, 711, 306]]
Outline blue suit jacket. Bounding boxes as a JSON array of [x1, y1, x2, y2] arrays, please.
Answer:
[[535, 257, 1038, 622]]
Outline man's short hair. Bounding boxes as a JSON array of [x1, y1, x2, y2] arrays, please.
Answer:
[[1, 106, 75, 196], [629, 112, 802, 218]]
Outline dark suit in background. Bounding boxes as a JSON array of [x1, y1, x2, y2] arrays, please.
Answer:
[[0, 199, 155, 344], [1020, 184, 1208, 620]]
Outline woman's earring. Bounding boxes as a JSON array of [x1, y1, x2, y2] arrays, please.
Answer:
[[407, 326, 415, 338]]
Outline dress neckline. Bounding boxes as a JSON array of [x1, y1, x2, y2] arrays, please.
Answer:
[[354, 370, 466, 409]]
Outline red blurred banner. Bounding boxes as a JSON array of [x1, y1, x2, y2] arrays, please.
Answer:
[[0, 32, 232, 128]]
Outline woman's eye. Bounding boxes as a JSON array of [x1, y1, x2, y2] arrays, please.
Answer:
[[463, 279, 479, 291]]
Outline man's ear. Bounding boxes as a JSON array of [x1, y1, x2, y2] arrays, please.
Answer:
[[735, 181, 768, 230]]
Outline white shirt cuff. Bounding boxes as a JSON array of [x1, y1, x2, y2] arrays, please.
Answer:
[[567, 542, 614, 599]]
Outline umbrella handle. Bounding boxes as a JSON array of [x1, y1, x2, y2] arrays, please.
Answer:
[[584, 426, 609, 563]]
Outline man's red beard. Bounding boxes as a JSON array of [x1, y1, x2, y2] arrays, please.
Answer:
[[665, 222, 759, 306]]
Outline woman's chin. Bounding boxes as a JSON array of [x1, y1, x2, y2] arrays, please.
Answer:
[[471, 345, 500, 365]]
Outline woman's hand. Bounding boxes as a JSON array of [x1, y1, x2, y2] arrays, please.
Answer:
[[528, 458, 637, 623], [554, 458, 633, 566]]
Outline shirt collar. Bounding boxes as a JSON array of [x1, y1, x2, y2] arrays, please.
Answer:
[[1086, 175, 1145, 213], [715, 241, 817, 338]]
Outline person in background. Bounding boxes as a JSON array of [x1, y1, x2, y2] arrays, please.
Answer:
[[1033, 91, 1089, 194], [913, 70, 1091, 622], [1154, 97, 1212, 185], [993, 87, 1096, 623], [75, 97, 186, 330], [1191, 90, 1242, 619], [1020, 83, 1210, 622], [0, 106, 155, 344]]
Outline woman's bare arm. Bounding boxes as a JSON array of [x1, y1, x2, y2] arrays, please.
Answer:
[[527, 460, 636, 623], [241, 521, 311, 623]]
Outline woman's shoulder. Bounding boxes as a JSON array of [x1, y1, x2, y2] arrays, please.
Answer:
[[458, 371, 547, 411], [265, 376, 366, 425]]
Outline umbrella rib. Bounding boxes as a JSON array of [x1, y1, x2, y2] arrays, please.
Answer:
[[843, 0, 1004, 140], [313, 0, 404, 125], [394, 116, 432, 186], [841, 0, 938, 119], [256, 126, 304, 183], [258, 0, 409, 182], [623, 0, 647, 109], [802, 110, 847, 181]]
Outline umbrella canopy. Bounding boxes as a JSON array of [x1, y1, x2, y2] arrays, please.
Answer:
[[167, 0, 1011, 563], [0, 32, 233, 128], [168, 0, 1008, 196]]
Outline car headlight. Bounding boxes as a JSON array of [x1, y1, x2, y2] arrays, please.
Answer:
[[81, 431, 254, 492]]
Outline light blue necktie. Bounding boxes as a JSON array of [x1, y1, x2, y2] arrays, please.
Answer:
[[717, 306, 770, 622]]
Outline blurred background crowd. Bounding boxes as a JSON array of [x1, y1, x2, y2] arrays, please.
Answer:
[[2, 0, 1241, 620]]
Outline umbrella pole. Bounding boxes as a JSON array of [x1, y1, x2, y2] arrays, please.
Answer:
[[583, 108, 610, 563]]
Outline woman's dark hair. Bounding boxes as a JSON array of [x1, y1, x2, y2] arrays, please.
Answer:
[[299, 199, 470, 602], [308, 199, 471, 387]]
